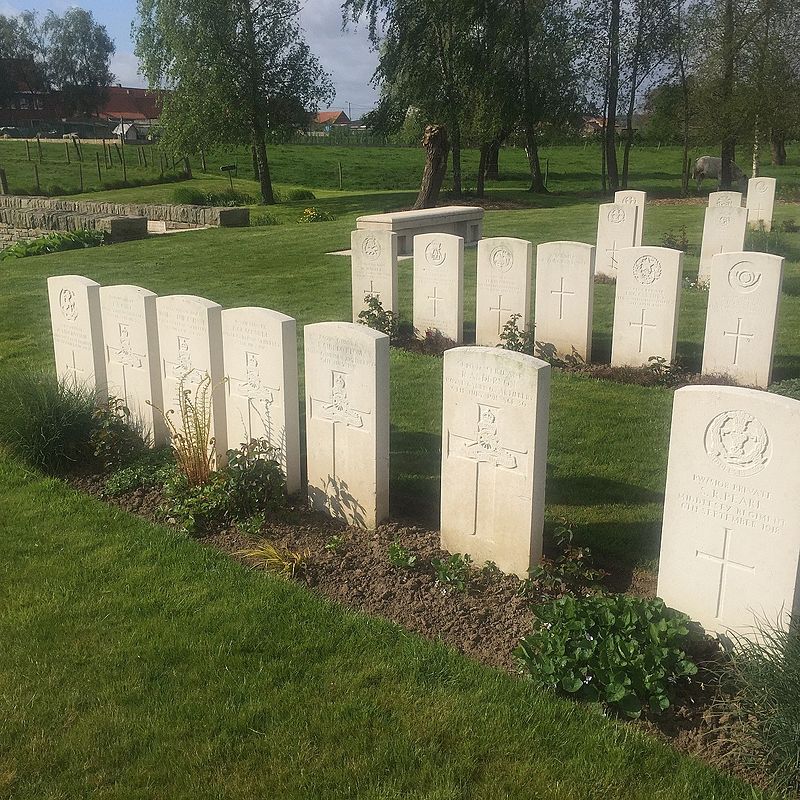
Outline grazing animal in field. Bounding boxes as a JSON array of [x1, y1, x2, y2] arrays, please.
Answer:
[[691, 155, 748, 192]]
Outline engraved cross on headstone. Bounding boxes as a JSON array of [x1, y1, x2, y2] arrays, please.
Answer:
[[63, 350, 86, 387], [696, 527, 755, 619], [427, 286, 443, 318], [227, 350, 281, 443], [723, 317, 754, 366], [162, 336, 202, 387], [106, 324, 146, 406], [605, 240, 619, 271], [550, 277, 575, 320], [447, 404, 528, 537], [489, 294, 513, 335], [363, 279, 381, 302], [630, 308, 656, 353]]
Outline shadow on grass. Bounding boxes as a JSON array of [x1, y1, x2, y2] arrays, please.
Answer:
[[548, 475, 663, 507]]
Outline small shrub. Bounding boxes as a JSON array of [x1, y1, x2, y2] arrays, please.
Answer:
[[746, 223, 788, 256], [780, 218, 798, 233], [388, 540, 417, 569], [660, 225, 690, 252], [0, 367, 95, 473], [298, 206, 334, 223], [171, 186, 206, 205], [1, 229, 105, 260], [358, 294, 398, 341], [104, 449, 176, 496], [420, 328, 457, 355], [236, 539, 308, 577], [534, 342, 586, 369], [498, 313, 534, 355], [516, 594, 698, 718], [719, 616, 800, 796], [431, 553, 472, 594], [204, 189, 255, 207], [646, 355, 688, 387], [90, 397, 148, 472]]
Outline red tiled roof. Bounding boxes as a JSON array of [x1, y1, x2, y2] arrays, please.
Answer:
[[99, 86, 163, 121], [313, 110, 349, 125]]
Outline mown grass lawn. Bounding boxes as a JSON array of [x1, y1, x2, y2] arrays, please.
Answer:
[[1, 144, 799, 797]]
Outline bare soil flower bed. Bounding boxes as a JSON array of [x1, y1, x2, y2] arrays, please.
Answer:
[[67, 472, 762, 786]]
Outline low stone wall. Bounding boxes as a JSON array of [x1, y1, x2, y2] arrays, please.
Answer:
[[0, 195, 249, 228], [0, 206, 148, 248]]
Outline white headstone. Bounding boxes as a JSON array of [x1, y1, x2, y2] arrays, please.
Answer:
[[614, 190, 646, 246], [440, 347, 550, 578], [156, 295, 227, 464], [222, 307, 301, 495], [99, 284, 165, 445], [610, 246, 683, 368], [47, 275, 106, 401], [350, 229, 398, 323], [304, 322, 389, 529], [746, 176, 776, 231], [534, 241, 595, 362], [657, 385, 800, 641], [595, 203, 638, 278], [701, 252, 783, 388], [709, 191, 743, 208], [697, 206, 748, 283], [412, 233, 464, 343], [475, 237, 532, 346]]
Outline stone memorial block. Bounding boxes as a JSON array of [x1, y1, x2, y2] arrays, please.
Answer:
[[614, 190, 646, 245], [697, 206, 748, 283], [709, 191, 743, 208], [534, 241, 595, 362], [701, 252, 783, 388], [595, 203, 638, 278], [611, 246, 683, 368], [47, 275, 106, 400], [156, 295, 227, 464], [657, 385, 800, 640], [475, 237, 532, 346], [99, 284, 165, 445], [440, 347, 550, 578], [222, 307, 301, 495], [350, 229, 398, 323], [412, 233, 464, 343], [304, 322, 389, 529], [746, 176, 776, 231]]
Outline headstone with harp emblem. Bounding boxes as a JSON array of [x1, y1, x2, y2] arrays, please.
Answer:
[[350, 229, 398, 322], [156, 294, 227, 465], [701, 251, 783, 388], [47, 275, 106, 402], [475, 237, 532, 347], [595, 203, 638, 278], [440, 347, 550, 577], [657, 385, 800, 641], [222, 307, 301, 494], [99, 284, 165, 445], [304, 322, 389, 529]]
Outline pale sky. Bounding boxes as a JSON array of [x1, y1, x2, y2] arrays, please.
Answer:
[[0, 0, 381, 116]]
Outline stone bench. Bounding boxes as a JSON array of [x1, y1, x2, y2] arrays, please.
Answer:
[[356, 205, 484, 256]]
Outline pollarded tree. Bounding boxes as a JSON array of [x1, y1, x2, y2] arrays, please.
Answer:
[[135, 0, 334, 204], [42, 8, 114, 118]]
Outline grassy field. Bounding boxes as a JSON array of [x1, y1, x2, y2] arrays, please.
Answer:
[[1, 143, 798, 797]]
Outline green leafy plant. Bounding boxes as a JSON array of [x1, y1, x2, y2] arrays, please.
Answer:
[[357, 294, 398, 341], [534, 342, 586, 369], [0, 367, 96, 473], [646, 356, 689, 387], [660, 225, 689, 252], [298, 206, 334, 223], [498, 313, 535, 355], [237, 513, 267, 538], [324, 535, 345, 553], [104, 449, 176, 497], [276, 187, 316, 202], [719, 615, 800, 797], [516, 594, 698, 718], [388, 540, 417, 569], [236, 539, 308, 578], [522, 519, 605, 599], [1, 229, 105, 260], [89, 397, 148, 472], [431, 553, 472, 593]]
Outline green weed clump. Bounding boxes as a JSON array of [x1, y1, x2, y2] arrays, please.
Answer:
[[721, 617, 800, 797], [298, 206, 334, 223], [357, 294, 398, 341], [516, 594, 698, 718], [0, 229, 105, 260]]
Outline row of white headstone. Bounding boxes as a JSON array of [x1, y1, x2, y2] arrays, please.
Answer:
[[353, 226, 784, 389]]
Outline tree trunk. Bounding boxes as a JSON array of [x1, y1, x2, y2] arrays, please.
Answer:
[[477, 142, 489, 197], [450, 121, 462, 196], [621, 5, 645, 189], [525, 127, 547, 193], [486, 140, 500, 180], [252, 145, 259, 180], [675, 0, 691, 195], [605, 0, 621, 192], [719, 0, 736, 189], [413, 124, 449, 209], [770, 128, 786, 165], [253, 127, 275, 205], [752, 117, 761, 177]]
